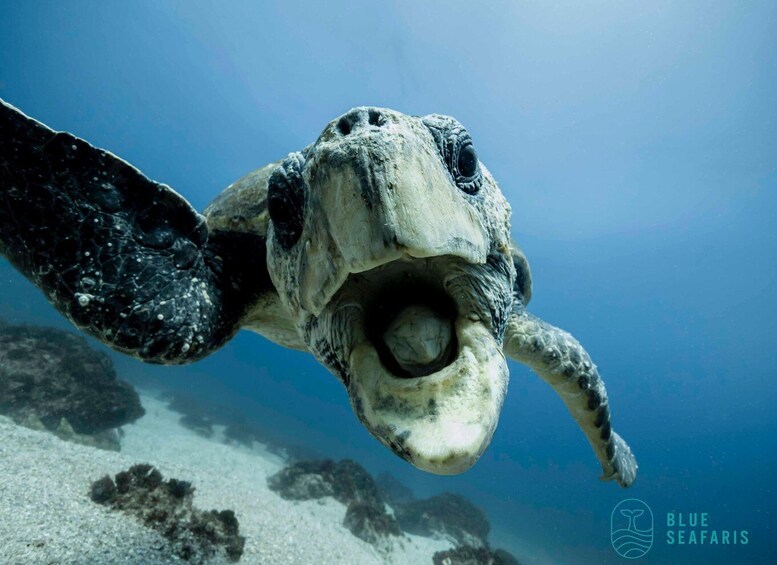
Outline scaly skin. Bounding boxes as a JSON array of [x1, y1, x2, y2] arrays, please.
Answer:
[[504, 306, 637, 487]]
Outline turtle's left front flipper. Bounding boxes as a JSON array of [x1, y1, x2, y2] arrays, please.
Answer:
[[0, 99, 271, 363], [504, 306, 638, 487]]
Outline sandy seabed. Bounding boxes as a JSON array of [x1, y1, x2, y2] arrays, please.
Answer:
[[0, 393, 450, 565]]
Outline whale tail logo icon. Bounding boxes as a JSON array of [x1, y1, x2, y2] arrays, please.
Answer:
[[611, 499, 653, 559]]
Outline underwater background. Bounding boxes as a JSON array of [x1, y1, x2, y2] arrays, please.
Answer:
[[1, 1, 775, 563]]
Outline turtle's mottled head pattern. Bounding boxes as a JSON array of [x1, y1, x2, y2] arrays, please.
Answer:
[[265, 107, 516, 474]]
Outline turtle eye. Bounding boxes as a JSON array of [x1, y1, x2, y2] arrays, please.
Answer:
[[268, 153, 306, 249], [456, 143, 478, 180], [450, 133, 483, 195], [422, 116, 483, 195]]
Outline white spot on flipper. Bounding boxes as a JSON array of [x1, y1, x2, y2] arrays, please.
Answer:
[[75, 293, 92, 307]]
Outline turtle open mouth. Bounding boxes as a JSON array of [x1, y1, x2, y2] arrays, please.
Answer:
[[360, 261, 459, 379], [310, 254, 513, 475]]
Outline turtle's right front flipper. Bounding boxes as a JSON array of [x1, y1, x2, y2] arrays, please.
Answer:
[[0, 99, 271, 363]]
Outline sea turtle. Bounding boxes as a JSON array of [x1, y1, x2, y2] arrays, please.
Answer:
[[0, 100, 637, 486]]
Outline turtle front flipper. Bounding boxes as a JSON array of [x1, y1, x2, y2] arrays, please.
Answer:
[[504, 306, 638, 487], [0, 99, 272, 363]]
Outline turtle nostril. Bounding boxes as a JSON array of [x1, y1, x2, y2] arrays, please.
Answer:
[[368, 109, 383, 127], [337, 109, 385, 137], [337, 116, 352, 136]]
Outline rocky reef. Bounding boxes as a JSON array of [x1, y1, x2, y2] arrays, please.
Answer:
[[267, 458, 520, 563], [343, 500, 402, 548], [0, 323, 144, 450], [268, 459, 382, 507], [268, 459, 401, 547], [90, 464, 245, 563], [395, 492, 490, 547]]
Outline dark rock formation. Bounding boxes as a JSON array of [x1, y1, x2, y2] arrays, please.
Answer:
[[343, 500, 401, 546], [432, 545, 520, 565], [0, 324, 144, 445], [375, 472, 415, 506], [267, 459, 382, 507], [269, 463, 334, 500], [330, 459, 384, 507], [268, 459, 401, 548], [395, 493, 490, 547], [90, 464, 245, 563]]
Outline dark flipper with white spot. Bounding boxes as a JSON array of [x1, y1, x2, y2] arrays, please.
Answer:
[[504, 306, 638, 487], [0, 99, 271, 363]]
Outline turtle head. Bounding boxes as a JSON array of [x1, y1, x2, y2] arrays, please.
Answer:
[[265, 107, 516, 474]]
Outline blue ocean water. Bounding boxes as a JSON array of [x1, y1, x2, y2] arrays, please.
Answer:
[[1, 1, 775, 563]]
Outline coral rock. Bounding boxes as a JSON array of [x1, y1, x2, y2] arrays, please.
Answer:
[[268, 459, 400, 548], [0, 324, 144, 436], [395, 492, 490, 547], [90, 464, 245, 563], [343, 500, 401, 547], [267, 459, 382, 507]]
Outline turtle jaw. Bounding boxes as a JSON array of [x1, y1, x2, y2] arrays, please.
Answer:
[[349, 315, 509, 474], [312, 254, 513, 475]]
